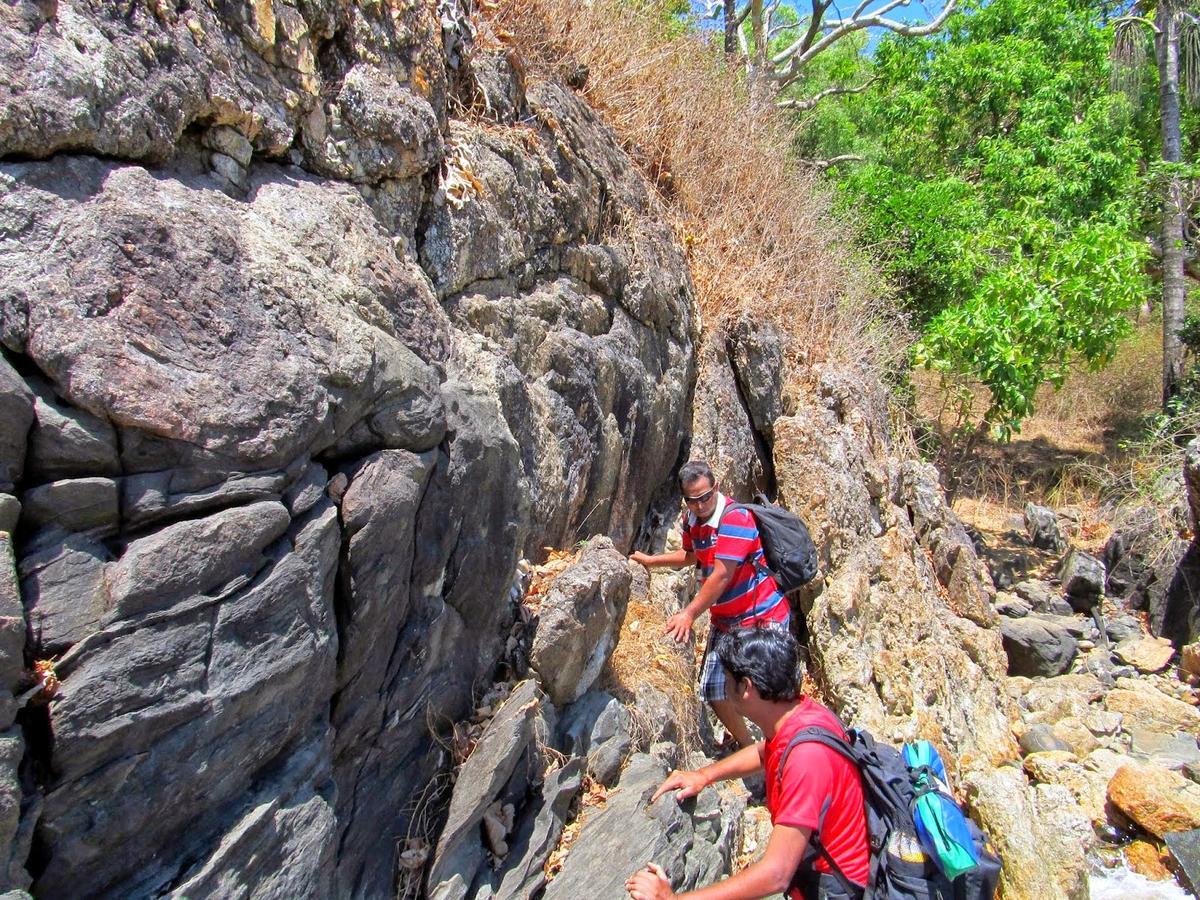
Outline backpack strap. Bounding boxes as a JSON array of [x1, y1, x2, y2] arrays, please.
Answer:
[[777, 725, 865, 899], [717, 502, 775, 585]]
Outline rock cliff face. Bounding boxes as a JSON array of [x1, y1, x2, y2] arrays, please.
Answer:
[[0, 2, 692, 896], [0, 2, 1060, 898]]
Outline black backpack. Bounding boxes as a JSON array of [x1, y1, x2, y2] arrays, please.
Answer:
[[722, 495, 819, 592], [777, 725, 1002, 900]]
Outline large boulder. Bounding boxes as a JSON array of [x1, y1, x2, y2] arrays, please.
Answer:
[[1001, 616, 1078, 677], [33, 500, 341, 898], [1108, 763, 1200, 839], [1113, 635, 1176, 674], [1058, 549, 1105, 612], [1105, 684, 1200, 735], [963, 766, 1088, 900], [1025, 503, 1066, 553], [529, 538, 633, 705]]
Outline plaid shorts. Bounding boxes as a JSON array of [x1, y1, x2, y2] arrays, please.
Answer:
[[699, 616, 791, 702]]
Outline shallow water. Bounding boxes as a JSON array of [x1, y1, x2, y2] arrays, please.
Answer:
[[1089, 865, 1193, 899]]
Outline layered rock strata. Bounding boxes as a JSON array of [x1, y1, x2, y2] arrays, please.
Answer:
[[0, 2, 692, 895]]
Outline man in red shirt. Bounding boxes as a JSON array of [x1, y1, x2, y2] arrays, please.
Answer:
[[631, 460, 790, 748], [624, 628, 869, 900]]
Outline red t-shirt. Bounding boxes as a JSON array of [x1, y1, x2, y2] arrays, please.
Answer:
[[762, 699, 870, 893], [680, 494, 788, 630]]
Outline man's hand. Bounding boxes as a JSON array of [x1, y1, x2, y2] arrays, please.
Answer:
[[650, 769, 710, 803], [625, 863, 674, 900], [630, 551, 653, 567], [663, 610, 694, 643]]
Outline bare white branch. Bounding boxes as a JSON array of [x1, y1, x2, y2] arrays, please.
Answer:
[[778, 76, 878, 110], [805, 154, 864, 170], [782, 0, 957, 77]]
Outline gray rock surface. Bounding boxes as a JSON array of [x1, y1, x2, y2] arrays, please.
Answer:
[[18, 532, 110, 653], [1129, 728, 1200, 770], [0, 498, 16, 537], [1025, 503, 1066, 552], [0, 537, 27, 894], [540, 754, 742, 899], [0, 3, 699, 892], [1020, 724, 1072, 755], [20, 477, 118, 534], [489, 759, 584, 900], [1105, 615, 1143, 644], [1153, 541, 1200, 648], [996, 592, 1032, 618], [559, 690, 633, 786], [25, 378, 119, 483], [690, 329, 773, 500], [1164, 828, 1200, 893], [428, 680, 554, 900], [0, 359, 32, 493], [1058, 549, 1105, 611], [529, 539, 633, 705], [1102, 506, 1158, 598], [1013, 580, 1073, 617], [728, 317, 784, 441], [1002, 616, 1079, 677]]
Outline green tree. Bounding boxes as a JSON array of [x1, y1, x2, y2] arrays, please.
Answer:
[[804, 0, 1151, 441]]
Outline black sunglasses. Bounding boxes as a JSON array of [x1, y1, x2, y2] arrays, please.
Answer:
[[682, 486, 716, 506]]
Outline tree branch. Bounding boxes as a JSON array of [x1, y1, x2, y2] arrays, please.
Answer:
[[768, 0, 837, 64], [805, 154, 864, 169], [780, 0, 957, 80], [778, 76, 878, 110]]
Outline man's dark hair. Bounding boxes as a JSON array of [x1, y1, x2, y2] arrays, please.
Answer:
[[716, 627, 802, 702], [678, 460, 715, 490]]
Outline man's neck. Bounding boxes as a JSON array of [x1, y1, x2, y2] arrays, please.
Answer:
[[749, 697, 807, 741]]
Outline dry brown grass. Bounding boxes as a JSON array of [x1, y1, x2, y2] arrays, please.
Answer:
[[605, 597, 701, 756], [485, 0, 902, 375]]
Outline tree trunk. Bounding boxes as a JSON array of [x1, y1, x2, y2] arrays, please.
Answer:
[[1158, 2, 1188, 409], [724, 0, 736, 55]]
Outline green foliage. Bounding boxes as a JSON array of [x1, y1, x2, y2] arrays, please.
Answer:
[[914, 217, 1148, 437], [796, 0, 1154, 434]]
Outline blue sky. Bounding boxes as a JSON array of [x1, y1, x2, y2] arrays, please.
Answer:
[[688, 0, 950, 52]]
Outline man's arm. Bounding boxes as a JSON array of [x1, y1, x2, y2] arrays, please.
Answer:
[[626, 824, 811, 900], [631, 549, 697, 569], [663, 557, 736, 642], [649, 742, 764, 804]]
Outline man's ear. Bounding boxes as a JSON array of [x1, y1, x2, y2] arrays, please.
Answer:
[[736, 676, 755, 701]]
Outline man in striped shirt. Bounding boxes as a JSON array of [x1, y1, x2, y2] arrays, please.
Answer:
[[630, 460, 789, 749]]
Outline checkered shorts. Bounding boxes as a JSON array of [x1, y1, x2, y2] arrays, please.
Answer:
[[699, 616, 791, 702]]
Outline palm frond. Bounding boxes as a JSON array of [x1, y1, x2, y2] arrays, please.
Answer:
[[1111, 18, 1149, 97], [1181, 10, 1200, 104]]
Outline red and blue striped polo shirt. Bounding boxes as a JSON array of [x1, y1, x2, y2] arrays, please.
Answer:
[[681, 493, 788, 631]]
